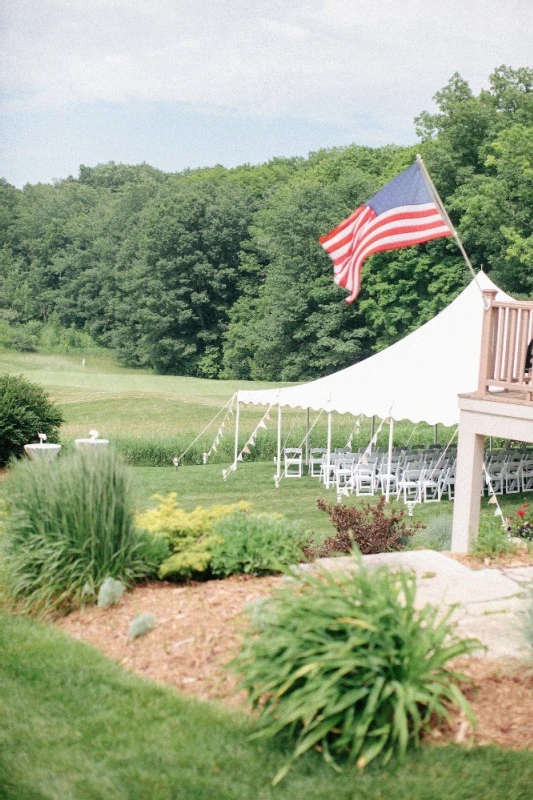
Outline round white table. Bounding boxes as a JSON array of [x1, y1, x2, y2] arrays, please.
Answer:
[[24, 443, 62, 460], [74, 438, 110, 451]]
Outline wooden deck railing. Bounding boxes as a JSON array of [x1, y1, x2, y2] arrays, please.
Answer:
[[478, 289, 533, 403]]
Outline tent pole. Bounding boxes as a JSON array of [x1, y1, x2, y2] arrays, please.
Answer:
[[276, 403, 282, 481], [234, 399, 240, 466], [385, 418, 394, 503], [306, 407, 310, 466], [326, 411, 332, 489], [434, 424, 438, 446], [370, 416, 375, 453]]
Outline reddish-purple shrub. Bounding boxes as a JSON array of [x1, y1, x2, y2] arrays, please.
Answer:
[[314, 496, 423, 557]]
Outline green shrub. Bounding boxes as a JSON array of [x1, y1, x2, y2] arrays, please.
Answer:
[[5, 321, 41, 352], [210, 511, 308, 577], [0, 374, 63, 466], [473, 518, 517, 557], [136, 493, 251, 580], [1, 449, 155, 614], [230, 555, 480, 783]]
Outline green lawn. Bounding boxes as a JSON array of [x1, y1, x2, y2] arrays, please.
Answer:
[[129, 461, 531, 546], [129, 462, 458, 540], [1, 612, 532, 800]]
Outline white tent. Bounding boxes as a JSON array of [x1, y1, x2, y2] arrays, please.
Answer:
[[237, 273, 514, 427]]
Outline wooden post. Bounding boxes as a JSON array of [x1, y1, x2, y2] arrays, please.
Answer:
[[477, 289, 498, 395], [451, 426, 485, 552]]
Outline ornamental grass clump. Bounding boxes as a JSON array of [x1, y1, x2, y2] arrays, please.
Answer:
[[231, 555, 480, 784], [1, 449, 155, 614]]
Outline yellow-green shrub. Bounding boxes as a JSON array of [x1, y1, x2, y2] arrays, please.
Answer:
[[135, 494, 251, 580]]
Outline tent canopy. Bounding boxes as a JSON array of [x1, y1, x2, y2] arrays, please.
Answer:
[[237, 274, 514, 427]]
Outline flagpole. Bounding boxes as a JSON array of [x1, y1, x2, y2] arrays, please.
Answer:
[[416, 154, 488, 306]]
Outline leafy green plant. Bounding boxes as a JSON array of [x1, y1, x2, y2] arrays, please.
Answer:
[[315, 496, 423, 556], [136, 493, 251, 580], [231, 554, 480, 783], [0, 374, 63, 466], [1, 449, 155, 614], [473, 518, 517, 557], [210, 511, 308, 577]]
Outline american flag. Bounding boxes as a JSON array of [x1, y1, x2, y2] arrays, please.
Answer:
[[319, 161, 453, 304]]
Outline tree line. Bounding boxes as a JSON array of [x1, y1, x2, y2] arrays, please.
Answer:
[[1, 66, 532, 381]]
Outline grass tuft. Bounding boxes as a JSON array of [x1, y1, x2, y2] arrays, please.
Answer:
[[0, 449, 155, 614], [231, 553, 482, 780]]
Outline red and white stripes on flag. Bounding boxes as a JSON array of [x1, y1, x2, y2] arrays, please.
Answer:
[[319, 162, 453, 304]]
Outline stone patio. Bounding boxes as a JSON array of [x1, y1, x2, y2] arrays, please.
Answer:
[[300, 550, 533, 659]]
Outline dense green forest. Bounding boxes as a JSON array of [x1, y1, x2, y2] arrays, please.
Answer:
[[1, 66, 532, 381]]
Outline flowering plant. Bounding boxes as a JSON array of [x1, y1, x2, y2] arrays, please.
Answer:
[[507, 503, 533, 542]]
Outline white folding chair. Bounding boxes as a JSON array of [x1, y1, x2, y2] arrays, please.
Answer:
[[443, 463, 456, 499], [504, 454, 523, 494], [309, 448, 326, 477], [397, 467, 424, 503], [378, 455, 403, 495], [353, 455, 379, 496], [421, 466, 447, 503], [521, 458, 533, 492], [283, 448, 303, 478], [320, 453, 336, 487], [334, 456, 357, 492], [484, 455, 506, 496]]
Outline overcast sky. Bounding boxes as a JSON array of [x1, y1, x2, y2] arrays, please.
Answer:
[[1, 0, 532, 187]]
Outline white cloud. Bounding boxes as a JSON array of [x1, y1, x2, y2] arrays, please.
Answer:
[[1, 0, 532, 133]]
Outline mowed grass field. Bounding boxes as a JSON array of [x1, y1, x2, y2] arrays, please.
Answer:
[[0, 346, 457, 448], [0, 349, 282, 440]]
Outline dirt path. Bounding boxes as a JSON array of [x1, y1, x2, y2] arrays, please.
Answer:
[[56, 576, 533, 751]]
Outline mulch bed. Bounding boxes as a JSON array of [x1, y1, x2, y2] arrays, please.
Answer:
[[450, 548, 533, 569], [57, 576, 282, 706], [56, 576, 533, 751]]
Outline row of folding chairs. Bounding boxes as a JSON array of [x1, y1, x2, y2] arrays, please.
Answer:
[[332, 450, 458, 503], [483, 449, 533, 495], [283, 445, 533, 503]]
